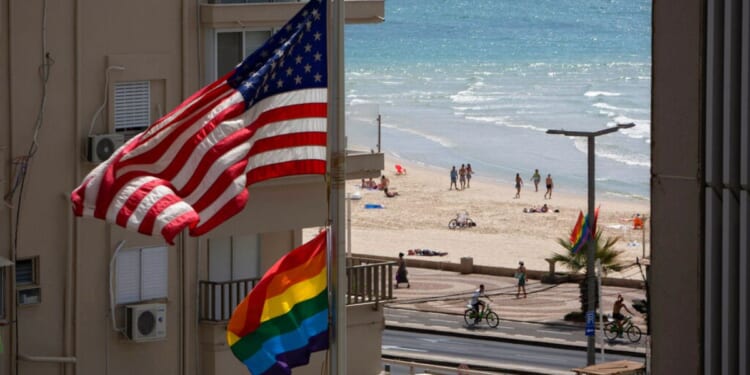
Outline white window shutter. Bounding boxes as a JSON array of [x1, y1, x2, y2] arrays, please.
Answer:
[[114, 81, 150, 131], [141, 247, 168, 301], [232, 234, 260, 280], [208, 237, 232, 282], [116, 249, 141, 304]]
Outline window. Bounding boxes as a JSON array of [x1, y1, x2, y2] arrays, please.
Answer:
[[113, 81, 151, 132], [212, 30, 273, 80], [115, 246, 168, 305], [208, 235, 260, 282], [207, 235, 260, 320], [16, 257, 41, 305]]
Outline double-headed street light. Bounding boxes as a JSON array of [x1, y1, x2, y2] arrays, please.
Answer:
[[546, 122, 635, 366]]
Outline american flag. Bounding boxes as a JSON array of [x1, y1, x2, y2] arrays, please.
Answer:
[[71, 0, 327, 244]]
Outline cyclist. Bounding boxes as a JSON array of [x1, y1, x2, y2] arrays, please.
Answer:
[[470, 284, 492, 323], [612, 294, 635, 333]]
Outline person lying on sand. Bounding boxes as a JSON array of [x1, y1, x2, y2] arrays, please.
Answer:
[[384, 188, 399, 198], [524, 204, 550, 213], [409, 249, 447, 256]]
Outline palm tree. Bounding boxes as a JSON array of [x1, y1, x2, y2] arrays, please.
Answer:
[[551, 230, 626, 314]]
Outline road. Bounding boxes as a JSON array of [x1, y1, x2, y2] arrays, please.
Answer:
[[383, 308, 646, 374], [383, 329, 641, 374]]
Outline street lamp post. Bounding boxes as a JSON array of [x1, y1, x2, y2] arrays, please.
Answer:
[[546, 123, 635, 366]]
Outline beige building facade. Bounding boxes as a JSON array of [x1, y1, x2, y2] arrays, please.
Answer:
[[1, 1, 385, 374]]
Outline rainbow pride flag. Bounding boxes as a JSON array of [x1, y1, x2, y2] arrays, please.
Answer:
[[570, 211, 590, 254], [227, 230, 328, 374], [570, 207, 599, 254]]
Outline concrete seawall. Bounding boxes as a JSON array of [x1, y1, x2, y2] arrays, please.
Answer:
[[352, 253, 646, 290]]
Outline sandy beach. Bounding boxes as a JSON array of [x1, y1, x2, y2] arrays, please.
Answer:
[[315, 156, 650, 280]]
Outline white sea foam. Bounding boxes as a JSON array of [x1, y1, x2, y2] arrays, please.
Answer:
[[592, 102, 649, 114], [450, 91, 495, 104], [573, 139, 650, 167], [592, 103, 619, 111], [349, 98, 375, 106], [381, 122, 454, 149], [606, 117, 651, 140], [584, 91, 621, 97], [464, 116, 548, 133], [603, 191, 650, 202]]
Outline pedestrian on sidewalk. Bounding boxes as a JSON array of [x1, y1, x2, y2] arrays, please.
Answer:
[[395, 252, 410, 288], [515, 261, 527, 298]]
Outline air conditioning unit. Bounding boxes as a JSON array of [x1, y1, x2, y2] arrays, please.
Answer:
[[125, 303, 167, 342], [87, 133, 125, 163]]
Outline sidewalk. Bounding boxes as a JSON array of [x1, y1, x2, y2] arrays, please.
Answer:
[[382, 267, 648, 372], [387, 267, 647, 326]]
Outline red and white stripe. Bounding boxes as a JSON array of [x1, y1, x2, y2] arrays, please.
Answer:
[[71, 81, 327, 244]]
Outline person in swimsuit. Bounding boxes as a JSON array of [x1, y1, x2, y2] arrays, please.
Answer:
[[516, 261, 527, 298], [466, 164, 473, 188], [514, 173, 523, 199], [544, 174, 553, 199], [459, 164, 467, 190], [530, 169, 541, 192], [450, 166, 459, 190]]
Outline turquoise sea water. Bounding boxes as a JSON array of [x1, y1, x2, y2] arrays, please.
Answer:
[[344, 0, 652, 199]]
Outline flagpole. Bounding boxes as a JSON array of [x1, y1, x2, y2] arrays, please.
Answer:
[[327, 0, 347, 374]]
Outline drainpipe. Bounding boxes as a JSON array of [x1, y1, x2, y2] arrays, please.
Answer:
[[64, 194, 76, 374]]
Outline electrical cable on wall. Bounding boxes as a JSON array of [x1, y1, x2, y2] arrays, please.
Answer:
[[87, 65, 126, 136], [8, 1, 51, 374]]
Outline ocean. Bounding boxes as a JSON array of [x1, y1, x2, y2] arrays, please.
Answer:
[[343, 0, 652, 200]]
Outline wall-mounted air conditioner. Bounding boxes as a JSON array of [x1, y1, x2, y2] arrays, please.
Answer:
[[87, 133, 125, 163], [125, 303, 167, 342]]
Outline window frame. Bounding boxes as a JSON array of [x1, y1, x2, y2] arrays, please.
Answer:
[[15, 256, 41, 306], [114, 246, 168, 305], [208, 28, 275, 83], [207, 234, 261, 282]]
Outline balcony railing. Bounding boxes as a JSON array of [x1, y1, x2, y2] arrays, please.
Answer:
[[206, 0, 301, 3], [199, 257, 396, 322], [199, 278, 259, 322], [346, 258, 395, 305]]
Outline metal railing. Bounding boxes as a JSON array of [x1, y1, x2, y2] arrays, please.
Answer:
[[206, 0, 301, 4], [199, 278, 259, 322], [346, 259, 395, 305], [199, 258, 396, 322]]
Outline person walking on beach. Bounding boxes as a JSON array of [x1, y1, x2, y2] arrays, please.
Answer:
[[544, 174, 554, 199], [459, 164, 467, 190], [530, 169, 541, 192], [466, 164, 473, 188], [514, 173, 523, 199], [395, 252, 410, 288], [450, 166, 459, 190], [515, 261, 527, 298]]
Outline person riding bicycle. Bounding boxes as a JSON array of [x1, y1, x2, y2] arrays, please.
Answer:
[[470, 284, 492, 323], [612, 294, 635, 333]]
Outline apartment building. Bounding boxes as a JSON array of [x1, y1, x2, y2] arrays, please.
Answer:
[[651, 0, 750, 373], [0, 0, 385, 374]]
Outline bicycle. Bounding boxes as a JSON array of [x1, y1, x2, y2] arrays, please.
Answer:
[[603, 315, 642, 343], [449, 211, 476, 229], [463, 300, 499, 328]]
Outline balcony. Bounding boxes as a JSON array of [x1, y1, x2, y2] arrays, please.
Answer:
[[200, 0, 385, 29], [199, 257, 396, 322]]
